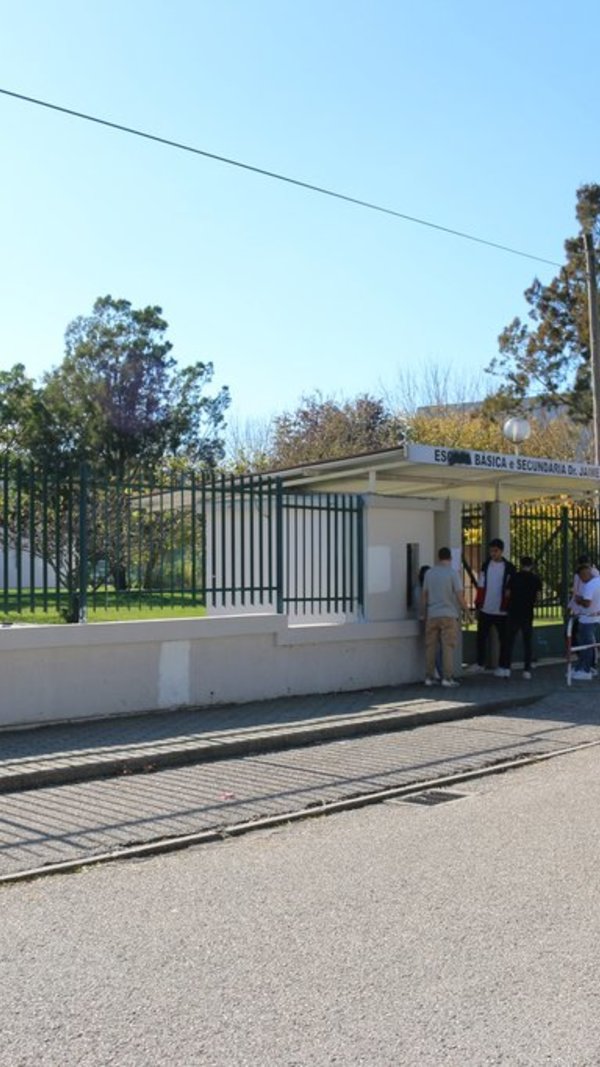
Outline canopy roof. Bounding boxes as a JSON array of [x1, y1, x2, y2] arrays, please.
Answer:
[[276, 443, 600, 503]]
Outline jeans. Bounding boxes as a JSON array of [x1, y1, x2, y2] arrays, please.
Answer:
[[576, 621, 598, 672], [508, 615, 534, 671], [476, 612, 510, 669]]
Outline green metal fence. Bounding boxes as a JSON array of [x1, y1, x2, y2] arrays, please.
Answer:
[[461, 502, 486, 609], [510, 501, 599, 618], [0, 459, 364, 621], [461, 499, 600, 619]]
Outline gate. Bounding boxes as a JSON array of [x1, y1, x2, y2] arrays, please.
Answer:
[[510, 502, 599, 619], [461, 500, 600, 620], [461, 502, 486, 610]]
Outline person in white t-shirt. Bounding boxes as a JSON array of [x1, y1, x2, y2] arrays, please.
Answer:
[[571, 562, 600, 680], [568, 555, 600, 663], [568, 555, 599, 616], [471, 538, 517, 678]]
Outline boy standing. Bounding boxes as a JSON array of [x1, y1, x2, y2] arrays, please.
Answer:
[[507, 556, 542, 679], [571, 562, 600, 680], [472, 538, 516, 678], [422, 547, 467, 688]]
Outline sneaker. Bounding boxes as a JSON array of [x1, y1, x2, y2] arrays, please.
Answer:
[[591, 668, 598, 677], [424, 678, 435, 687], [571, 670, 593, 681], [493, 668, 511, 678], [441, 678, 460, 688], [465, 664, 486, 674], [523, 671, 532, 680]]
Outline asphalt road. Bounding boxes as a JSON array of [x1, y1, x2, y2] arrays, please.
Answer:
[[2, 744, 600, 1066]]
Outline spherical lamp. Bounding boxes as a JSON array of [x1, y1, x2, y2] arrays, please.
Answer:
[[503, 417, 531, 454]]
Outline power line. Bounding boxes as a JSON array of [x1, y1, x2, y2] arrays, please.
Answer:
[[0, 86, 562, 269]]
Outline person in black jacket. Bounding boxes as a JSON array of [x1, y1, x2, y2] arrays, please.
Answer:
[[470, 538, 517, 677], [507, 556, 542, 679]]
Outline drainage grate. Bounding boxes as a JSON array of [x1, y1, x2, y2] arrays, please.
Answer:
[[390, 789, 469, 807]]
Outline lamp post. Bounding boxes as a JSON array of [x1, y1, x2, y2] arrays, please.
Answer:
[[503, 416, 531, 456], [582, 231, 600, 467]]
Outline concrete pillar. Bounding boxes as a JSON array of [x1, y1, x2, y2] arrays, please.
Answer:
[[486, 502, 511, 556], [481, 501, 512, 669], [434, 498, 465, 674], [434, 498, 463, 560]]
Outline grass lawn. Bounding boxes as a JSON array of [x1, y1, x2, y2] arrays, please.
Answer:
[[0, 590, 208, 625], [463, 614, 564, 632]]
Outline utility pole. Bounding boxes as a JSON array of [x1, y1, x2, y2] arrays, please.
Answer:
[[583, 231, 600, 465]]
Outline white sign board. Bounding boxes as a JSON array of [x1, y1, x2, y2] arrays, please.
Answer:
[[406, 443, 600, 481]]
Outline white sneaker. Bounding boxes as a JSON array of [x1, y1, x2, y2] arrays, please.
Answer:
[[571, 670, 593, 681], [441, 678, 460, 688], [424, 678, 435, 687], [465, 664, 486, 674], [493, 668, 511, 678], [523, 671, 532, 680]]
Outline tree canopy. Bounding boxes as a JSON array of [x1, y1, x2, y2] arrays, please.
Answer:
[[407, 407, 588, 460], [227, 392, 405, 471], [1, 295, 230, 474], [486, 183, 600, 423]]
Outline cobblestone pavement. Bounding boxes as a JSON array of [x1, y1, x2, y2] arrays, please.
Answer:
[[0, 663, 565, 792], [2, 678, 599, 878]]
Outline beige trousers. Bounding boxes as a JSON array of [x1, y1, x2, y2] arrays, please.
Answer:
[[425, 616, 458, 680]]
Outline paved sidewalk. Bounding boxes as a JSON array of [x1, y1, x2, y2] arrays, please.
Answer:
[[0, 662, 569, 794]]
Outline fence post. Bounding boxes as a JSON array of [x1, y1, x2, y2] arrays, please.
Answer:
[[356, 495, 365, 617], [78, 463, 88, 623], [561, 506, 570, 618], [275, 478, 284, 614]]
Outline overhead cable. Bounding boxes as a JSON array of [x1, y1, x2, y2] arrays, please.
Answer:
[[0, 87, 562, 268]]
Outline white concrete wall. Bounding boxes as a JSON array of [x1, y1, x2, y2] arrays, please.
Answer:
[[362, 495, 441, 621], [0, 615, 422, 729], [0, 493, 463, 729]]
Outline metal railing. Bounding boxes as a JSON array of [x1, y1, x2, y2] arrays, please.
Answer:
[[462, 500, 599, 619], [0, 459, 364, 621], [461, 502, 486, 609], [510, 502, 599, 618]]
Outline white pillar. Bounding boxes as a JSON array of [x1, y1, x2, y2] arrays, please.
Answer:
[[434, 498, 465, 674], [487, 502, 511, 557]]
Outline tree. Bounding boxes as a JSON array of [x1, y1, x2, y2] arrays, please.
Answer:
[[383, 359, 488, 415], [31, 296, 230, 476], [1, 297, 231, 602], [0, 364, 51, 455], [260, 392, 405, 470], [407, 407, 589, 460], [225, 414, 275, 473], [486, 184, 600, 423]]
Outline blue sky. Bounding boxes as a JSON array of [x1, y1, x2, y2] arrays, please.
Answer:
[[1, 1, 598, 430]]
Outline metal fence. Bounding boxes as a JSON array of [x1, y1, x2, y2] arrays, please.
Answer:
[[461, 502, 486, 609], [0, 459, 364, 621], [510, 501, 599, 618], [461, 499, 600, 619]]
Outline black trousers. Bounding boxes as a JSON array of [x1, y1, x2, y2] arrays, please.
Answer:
[[476, 612, 510, 669], [508, 615, 534, 671]]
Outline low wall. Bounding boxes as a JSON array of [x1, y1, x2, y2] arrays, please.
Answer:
[[462, 622, 564, 666], [0, 615, 423, 729]]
